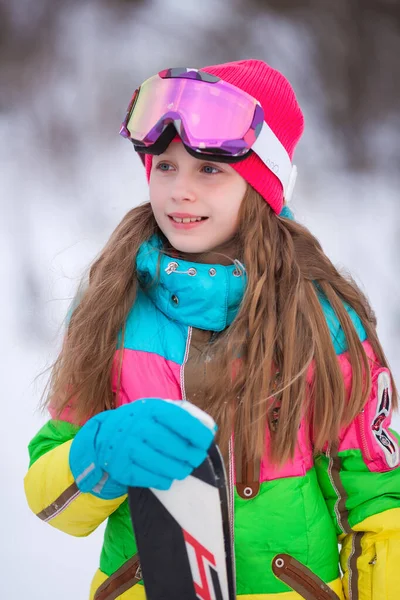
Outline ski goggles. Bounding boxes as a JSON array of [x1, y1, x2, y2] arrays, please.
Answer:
[[120, 68, 297, 201]]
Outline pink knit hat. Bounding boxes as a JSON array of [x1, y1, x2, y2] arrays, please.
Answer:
[[144, 59, 304, 214]]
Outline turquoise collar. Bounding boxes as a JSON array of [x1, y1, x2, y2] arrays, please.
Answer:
[[136, 236, 247, 331]]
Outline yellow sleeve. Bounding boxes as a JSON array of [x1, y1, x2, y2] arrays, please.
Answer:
[[24, 422, 126, 537]]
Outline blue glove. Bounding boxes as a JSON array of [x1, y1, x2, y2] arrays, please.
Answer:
[[69, 398, 217, 499]]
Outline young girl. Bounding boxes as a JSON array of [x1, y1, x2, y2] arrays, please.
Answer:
[[24, 59, 400, 600]]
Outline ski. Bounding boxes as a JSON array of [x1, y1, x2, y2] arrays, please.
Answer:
[[128, 441, 236, 600]]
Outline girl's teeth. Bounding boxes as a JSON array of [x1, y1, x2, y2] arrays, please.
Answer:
[[171, 216, 204, 223]]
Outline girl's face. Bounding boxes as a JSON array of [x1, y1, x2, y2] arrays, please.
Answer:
[[149, 141, 247, 255]]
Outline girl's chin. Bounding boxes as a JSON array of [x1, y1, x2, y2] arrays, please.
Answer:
[[167, 237, 213, 254]]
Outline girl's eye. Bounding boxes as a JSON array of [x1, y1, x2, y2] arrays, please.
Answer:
[[202, 165, 220, 175], [156, 162, 172, 171]]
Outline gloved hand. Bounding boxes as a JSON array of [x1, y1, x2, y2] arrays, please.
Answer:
[[69, 398, 217, 499]]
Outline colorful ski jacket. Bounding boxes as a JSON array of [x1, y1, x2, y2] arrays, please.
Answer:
[[24, 235, 400, 599]]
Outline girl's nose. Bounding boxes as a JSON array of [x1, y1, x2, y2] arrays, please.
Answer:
[[171, 174, 197, 203]]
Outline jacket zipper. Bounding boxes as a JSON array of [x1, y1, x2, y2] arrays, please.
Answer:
[[358, 409, 373, 462], [228, 436, 236, 574], [180, 326, 192, 401], [182, 327, 236, 584]]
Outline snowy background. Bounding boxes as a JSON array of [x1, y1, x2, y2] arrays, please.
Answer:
[[1, 1, 399, 598]]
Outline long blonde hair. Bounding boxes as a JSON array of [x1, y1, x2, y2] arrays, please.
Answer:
[[46, 188, 397, 465]]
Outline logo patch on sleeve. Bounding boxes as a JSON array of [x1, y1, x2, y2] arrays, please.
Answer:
[[372, 371, 400, 468]]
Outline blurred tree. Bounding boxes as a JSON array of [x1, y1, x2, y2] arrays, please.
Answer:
[[1, 0, 399, 168], [0, 0, 145, 110], [246, 0, 400, 169]]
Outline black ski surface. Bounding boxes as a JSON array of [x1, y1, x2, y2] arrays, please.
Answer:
[[128, 442, 235, 600]]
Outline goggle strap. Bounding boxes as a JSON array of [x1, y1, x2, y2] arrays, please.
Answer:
[[252, 124, 294, 198], [285, 165, 297, 204]]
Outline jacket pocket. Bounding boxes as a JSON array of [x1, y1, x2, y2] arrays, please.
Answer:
[[371, 537, 400, 600], [272, 553, 340, 600], [94, 554, 142, 600]]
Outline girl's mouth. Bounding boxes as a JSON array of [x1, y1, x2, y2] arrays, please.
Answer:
[[168, 215, 209, 229]]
